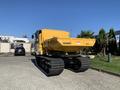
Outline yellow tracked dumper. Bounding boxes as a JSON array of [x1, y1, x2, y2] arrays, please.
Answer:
[[32, 29, 95, 76]]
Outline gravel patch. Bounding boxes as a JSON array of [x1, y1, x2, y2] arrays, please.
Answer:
[[0, 56, 119, 90]]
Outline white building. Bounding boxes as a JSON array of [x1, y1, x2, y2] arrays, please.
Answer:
[[0, 36, 29, 43], [0, 35, 31, 53]]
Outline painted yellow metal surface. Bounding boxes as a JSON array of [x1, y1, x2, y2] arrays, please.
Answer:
[[42, 29, 70, 41], [38, 29, 96, 53], [44, 37, 96, 52]]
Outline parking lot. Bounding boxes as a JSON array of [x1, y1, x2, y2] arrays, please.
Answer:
[[0, 56, 120, 90]]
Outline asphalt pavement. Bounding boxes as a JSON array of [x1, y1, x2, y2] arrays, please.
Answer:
[[0, 56, 120, 90]]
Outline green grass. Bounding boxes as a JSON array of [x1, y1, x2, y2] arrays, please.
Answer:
[[91, 55, 120, 74]]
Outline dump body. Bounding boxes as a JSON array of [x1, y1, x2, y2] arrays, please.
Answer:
[[44, 37, 95, 52], [37, 29, 95, 54]]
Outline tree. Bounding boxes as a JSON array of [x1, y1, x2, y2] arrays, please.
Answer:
[[77, 30, 94, 38], [119, 35, 120, 54], [77, 30, 94, 54], [92, 37, 101, 54], [108, 28, 117, 54], [98, 28, 107, 56]]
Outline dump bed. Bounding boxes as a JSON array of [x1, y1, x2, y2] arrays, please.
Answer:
[[38, 29, 95, 52], [44, 37, 95, 52]]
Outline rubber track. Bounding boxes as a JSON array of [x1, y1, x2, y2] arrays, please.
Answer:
[[73, 57, 90, 72], [36, 56, 64, 76]]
